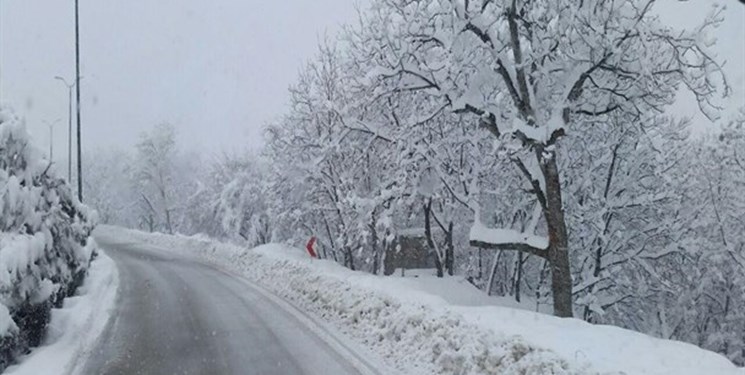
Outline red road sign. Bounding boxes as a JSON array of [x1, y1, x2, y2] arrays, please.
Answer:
[[305, 236, 318, 258]]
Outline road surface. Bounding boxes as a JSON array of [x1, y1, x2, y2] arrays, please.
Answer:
[[83, 233, 370, 375]]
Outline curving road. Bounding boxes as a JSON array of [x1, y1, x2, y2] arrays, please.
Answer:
[[83, 233, 372, 375]]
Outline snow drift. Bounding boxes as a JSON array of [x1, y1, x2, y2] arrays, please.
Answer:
[[0, 107, 97, 371], [96, 226, 744, 375]]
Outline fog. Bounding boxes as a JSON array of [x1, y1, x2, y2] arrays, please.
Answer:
[[0, 0, 359, 155], [0, 0, 742, 156], [2, 1, 745, 372]]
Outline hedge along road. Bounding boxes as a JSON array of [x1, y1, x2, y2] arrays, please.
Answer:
[[82, 232, 374, 375]]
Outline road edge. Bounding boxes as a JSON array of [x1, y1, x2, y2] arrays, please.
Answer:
[[204, 261, 390, 375]]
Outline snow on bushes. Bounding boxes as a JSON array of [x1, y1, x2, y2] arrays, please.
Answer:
[[0, 107, 96, 371]]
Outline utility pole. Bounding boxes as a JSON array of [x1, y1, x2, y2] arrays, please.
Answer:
[[42, 119, 61, 162], [0, 0, 4, 104], [0, 0, 5, 105], [55, 76, 75, 182], [75, 0, 82, 202]]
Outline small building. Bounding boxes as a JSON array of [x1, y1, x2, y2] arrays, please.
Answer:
[[383, 228, 435, 276]]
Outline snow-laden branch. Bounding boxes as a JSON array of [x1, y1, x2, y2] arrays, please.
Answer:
[[469, 220, 548, 259]]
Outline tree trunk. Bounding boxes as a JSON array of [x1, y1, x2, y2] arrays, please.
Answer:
[[536, 259, 549, 311], [445, 221, 454, 276], [157, 172, 173, 234], [344, 247, 355, 271], [478, 247, 483, 280], [370, 214, 379, 275], [515, 251, 523, 303], [424, 199, 444, 278], [541, 151, 574, 318], [487, 251, 503, 296], [321, 215, 339, 262]]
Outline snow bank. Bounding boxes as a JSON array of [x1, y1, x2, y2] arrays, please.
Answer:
[[4, 251, 119, 375], [97, 226, 744, 375]]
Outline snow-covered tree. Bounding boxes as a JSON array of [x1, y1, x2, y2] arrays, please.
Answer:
[[672, 110, 745, 365], [351, 0, 727, 317], [133, 123, 178, 234], [83, 148, 138, 227], [0, 107, 96, 370]]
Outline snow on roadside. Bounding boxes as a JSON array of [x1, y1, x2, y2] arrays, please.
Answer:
[[4, 250, 119, 375], [96, 226, 744, 375]]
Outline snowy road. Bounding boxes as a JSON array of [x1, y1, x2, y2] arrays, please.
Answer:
[[83, 234, 370, 375]]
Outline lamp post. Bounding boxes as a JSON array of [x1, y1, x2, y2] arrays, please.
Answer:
[[0, 0, 4, 103], [42, 119, 61, 162], [55, 76, 75, 183], [74, 0, 82, 202]]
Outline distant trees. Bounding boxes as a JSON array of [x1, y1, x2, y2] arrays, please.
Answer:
[[83, 148, 137, 227], [134, 123, 177, 234], [83, 124, 272, 245], [85, 123, 206, 235], [679, 111, 745, 362], [206, 154, 272, 246]]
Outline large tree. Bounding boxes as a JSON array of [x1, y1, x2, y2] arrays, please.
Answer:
[[353, 0, 727, 317]]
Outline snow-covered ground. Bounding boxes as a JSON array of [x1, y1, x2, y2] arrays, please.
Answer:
[[95, 226, 744, 375], [5, 250, 119, 375]]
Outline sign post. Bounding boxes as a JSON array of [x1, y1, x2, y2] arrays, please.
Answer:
[[305, 236, 318, 259]]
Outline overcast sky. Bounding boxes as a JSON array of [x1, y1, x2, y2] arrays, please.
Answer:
[[0, 0, 360, 156], [0, 0, 742, 158]]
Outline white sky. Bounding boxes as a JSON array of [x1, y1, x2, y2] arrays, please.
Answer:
[[0, 0, 742, 156], [0, 0, 360, 156]]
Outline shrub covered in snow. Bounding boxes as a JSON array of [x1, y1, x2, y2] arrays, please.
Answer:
[[0, 107, 96, 371]]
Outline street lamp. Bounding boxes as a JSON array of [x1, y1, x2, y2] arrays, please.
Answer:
[[0, 0, 4, 103], [42, 118, 61, 162], [75, 0, 82, 203], [55, 76, 75, 183]]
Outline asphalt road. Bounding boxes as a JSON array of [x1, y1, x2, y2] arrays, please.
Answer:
[[83, 234, 368, 375]]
